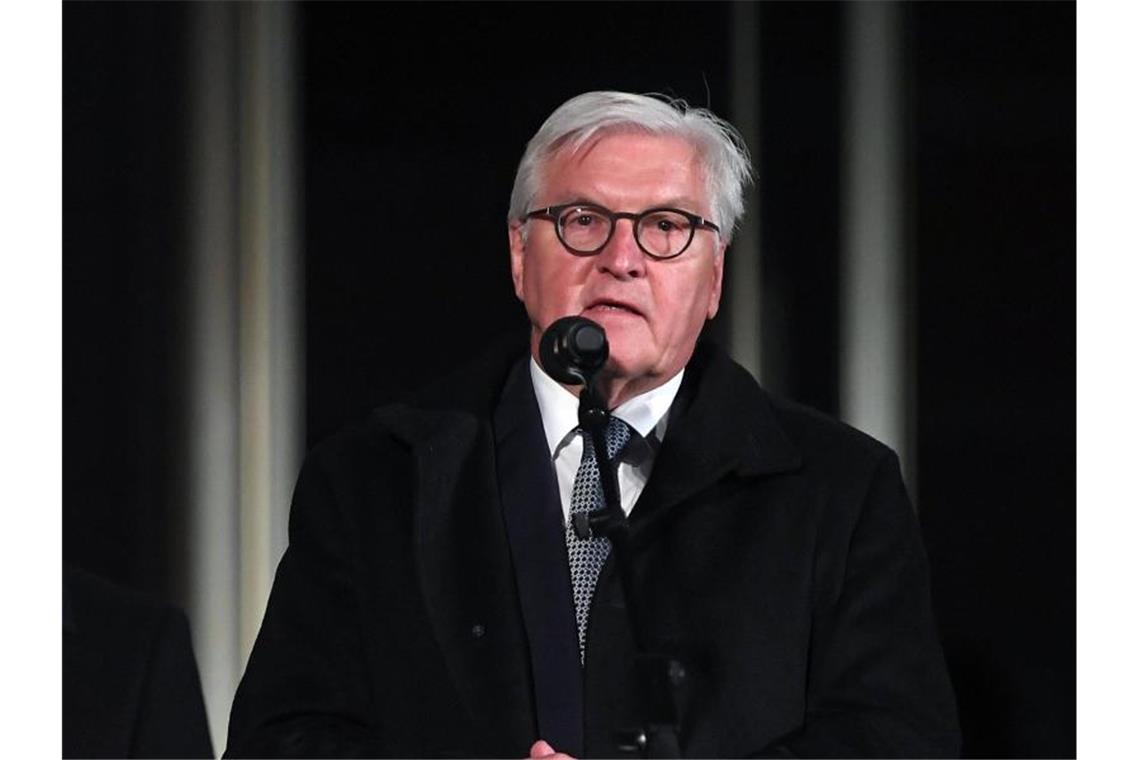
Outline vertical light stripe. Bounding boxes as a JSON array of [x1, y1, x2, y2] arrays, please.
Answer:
[[840, 2, 911, 480], [729, 1, 764, 383], [187, 4, 301, 752], [236, 0, 302, 667], [187, 4, 241, 752], [262, 6, 303, 587]]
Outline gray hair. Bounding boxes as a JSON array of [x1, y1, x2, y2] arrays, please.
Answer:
[[508, 91, 755, 243]]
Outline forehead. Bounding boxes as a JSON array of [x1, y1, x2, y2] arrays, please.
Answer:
[[537, 131, 710, 211]]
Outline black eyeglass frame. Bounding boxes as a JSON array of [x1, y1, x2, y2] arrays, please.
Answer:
[[522, 203, 721, 260]]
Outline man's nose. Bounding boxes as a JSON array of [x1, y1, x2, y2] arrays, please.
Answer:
[[595, 218, 646, 279]]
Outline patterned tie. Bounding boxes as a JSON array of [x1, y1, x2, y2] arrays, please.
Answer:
[[565, 415, 633, 665]]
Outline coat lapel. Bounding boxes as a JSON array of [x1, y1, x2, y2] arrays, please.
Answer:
[[493, 360, 585, 758], [381, 404, 537, 756]]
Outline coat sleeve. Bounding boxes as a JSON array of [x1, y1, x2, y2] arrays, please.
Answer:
[[757, 450, 961, 758], [224, 448, 383, 758]]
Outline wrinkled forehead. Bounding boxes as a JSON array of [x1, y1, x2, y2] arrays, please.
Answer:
[[535, 127, 713, 207]]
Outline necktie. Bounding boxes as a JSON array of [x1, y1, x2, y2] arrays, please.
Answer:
[[566, 415, 632, 665]]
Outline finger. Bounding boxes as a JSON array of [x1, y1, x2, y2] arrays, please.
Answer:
[[529, 739, 555, 758]]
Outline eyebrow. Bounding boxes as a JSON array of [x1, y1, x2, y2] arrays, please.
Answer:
[[553, 196, 708, 213]]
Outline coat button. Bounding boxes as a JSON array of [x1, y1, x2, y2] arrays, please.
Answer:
[[471, 623, 485, 639]]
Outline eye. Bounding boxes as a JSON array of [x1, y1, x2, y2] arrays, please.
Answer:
[[641, 211, 691, 235], [558, 206, 608, 231]]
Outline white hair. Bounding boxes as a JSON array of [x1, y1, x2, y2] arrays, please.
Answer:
[[508, 91, 755, 243]]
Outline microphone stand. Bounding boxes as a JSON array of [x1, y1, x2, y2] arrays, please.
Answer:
[[573, 377, 687, 759]]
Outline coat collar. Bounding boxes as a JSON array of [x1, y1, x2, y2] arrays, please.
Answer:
[[667, 340, 802, 478], [628, 341, 803, 532], [381, 336, 804, 525], [389, 333, 801, 474]]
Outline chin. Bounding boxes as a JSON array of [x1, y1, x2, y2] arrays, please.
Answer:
[[601, 349, 654, 383]]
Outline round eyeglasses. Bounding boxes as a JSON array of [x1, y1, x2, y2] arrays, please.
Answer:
[[522, 204, 721, 260]]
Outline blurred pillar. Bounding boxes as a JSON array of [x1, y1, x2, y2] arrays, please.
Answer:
[[186, 3, 302, 751], [839, 2, 913, 485], [235, 0, 303, 664], [728, 0, 763, 382]]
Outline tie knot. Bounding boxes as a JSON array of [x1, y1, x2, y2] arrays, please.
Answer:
[[581, 415, 633, 463]]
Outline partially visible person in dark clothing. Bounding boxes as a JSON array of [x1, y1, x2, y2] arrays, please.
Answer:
[[64, 563, 214, 759]]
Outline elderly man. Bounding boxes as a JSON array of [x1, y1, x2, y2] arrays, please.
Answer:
[[225, 92, 959, 758]]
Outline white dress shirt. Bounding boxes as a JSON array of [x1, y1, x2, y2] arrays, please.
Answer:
[[529, 357, 684, 525]]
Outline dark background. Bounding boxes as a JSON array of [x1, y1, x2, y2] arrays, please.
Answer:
[[65, 2, 1074, 757]]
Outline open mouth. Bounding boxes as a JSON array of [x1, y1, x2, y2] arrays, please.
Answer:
[[584, 299, 643, 317]]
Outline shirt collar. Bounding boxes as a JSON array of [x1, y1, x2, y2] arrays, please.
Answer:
[[529, 357, 684, 457]]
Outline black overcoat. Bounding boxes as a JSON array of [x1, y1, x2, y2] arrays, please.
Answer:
[[226, 339, 959, 758]]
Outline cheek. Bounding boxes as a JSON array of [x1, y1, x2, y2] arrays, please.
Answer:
[[661, 280, 715, 339], [525, 258, 577, 316]]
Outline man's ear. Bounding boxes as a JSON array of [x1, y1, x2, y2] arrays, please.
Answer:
[[508, 223, 526, 302], [706, 242, 726, 320]]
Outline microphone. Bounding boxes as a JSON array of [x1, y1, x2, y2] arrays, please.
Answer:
[[540, 316, 615, 542], [538, 316, 608, 386]]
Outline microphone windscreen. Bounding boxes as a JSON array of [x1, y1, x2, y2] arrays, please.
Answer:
[[538, 316, 609, 385]]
